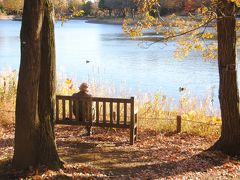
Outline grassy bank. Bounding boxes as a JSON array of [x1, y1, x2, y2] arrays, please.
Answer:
[[2, 71, 237, 180], [0, 70, 221, 137]]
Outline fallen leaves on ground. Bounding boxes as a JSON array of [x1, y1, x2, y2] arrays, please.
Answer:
[[0, 124, 239, 179]]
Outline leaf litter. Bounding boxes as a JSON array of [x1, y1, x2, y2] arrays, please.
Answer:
[[0, 124, 239, 179]]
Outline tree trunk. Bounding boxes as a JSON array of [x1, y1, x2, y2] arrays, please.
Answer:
[[13, 0, 62, 169], [211, 0, 240, 155], [38, 0, 63, 169], [13, 0, 45, 169]]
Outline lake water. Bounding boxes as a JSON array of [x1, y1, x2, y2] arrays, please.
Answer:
[[0, 19, 233, 109]]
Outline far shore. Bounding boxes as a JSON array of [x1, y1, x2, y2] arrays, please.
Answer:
[[85, 18, 125, 25], [0, 15, 15, 20], [0, 15, 127, 25]]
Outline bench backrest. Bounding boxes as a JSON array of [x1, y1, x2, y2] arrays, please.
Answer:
[[56, 95, 135, 128]]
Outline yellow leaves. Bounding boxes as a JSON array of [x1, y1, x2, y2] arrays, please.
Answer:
[[122, 19, 143, 37], [65, 78, 72, 85], [58, 78, 77, 95], [194, 43, 203, 50], [188, 110, 197, 118], [211, 116, 221, 124], [175, 39, 217, 60], [236, 21, 240, 30], [136, 0, 160, 14], [198, 7, 208, 14], [129, 29, 142, 37], [231, 0, 240, 7], [65, 79, 74, 90], [73, 10, 84, 17], [202, 43, 217, 59], [202, 32, 214, 39], [174, 40, 195, 59], [145, 12, 155, 21], [123, 26, 142, 37], [123, 0, 218, 61]]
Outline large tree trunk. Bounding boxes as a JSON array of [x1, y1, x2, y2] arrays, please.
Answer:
[[13, 0, 45, 169], [211, 0, 240, 155], [38, 0, 62, 168], [13, 0, 62, 169]]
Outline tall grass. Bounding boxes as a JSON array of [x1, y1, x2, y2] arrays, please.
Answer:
[[0, 70, 17, 126], [0, 70, 221, 137]]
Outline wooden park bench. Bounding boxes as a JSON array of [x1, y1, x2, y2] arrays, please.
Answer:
[[55, 95, 138, 144]]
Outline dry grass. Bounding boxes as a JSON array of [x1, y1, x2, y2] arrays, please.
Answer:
[[0, 71, 221, 137], [1, 71, 239, 179], [0, 70, 16, 127]]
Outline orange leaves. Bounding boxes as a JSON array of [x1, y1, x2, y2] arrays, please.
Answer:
[[1, 125, 240, 179], [231, 0, 240, 7]]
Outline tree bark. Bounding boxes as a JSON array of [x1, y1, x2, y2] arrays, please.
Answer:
[[211, 0, 240, 155], [13, 0, 44, 169], [38, 0, 63, 169], [13, 0, 62, 169]]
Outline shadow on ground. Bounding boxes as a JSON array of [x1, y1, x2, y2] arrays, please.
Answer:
[[55, 127, 230, 179], [1, 125, 238, 179]]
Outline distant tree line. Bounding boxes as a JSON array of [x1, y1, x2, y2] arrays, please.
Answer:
[[98, 0, 137, 18], [0, 0, 98, 17], [97, 0, 209, 18], [0, 0, 23, 15], [151, 0, 208, 16], [53, 0, 99, 17], [0, 0, 209, 18]]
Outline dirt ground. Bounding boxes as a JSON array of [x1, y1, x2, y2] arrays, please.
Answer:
[[0, 124, 240, 179]]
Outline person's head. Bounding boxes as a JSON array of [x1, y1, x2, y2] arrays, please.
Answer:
[[79, 83, 89, 93]]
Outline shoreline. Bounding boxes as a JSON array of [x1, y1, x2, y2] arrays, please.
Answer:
[[85, 18, 124, 25], [70, 16, 126, 25], [0, 15, 126, 25], [0, 15, 14, 20]]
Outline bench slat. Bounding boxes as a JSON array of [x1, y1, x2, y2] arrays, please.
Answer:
[[110, 102, 113, 124], [96, 101, 99, 124], [131, 97, 134, 125], [56, 95, 132, 103], [62, 99, 66, 120], [117, 102, 120, 125], [103, 101, 106, 124], [55, 95, 137, 145], [56, 119, 131, 128], [124, 103, 127, 125], [69, 99, 72, 120]]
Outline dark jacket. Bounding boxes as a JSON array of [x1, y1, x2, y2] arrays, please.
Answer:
[[72, 91, 92, 122]]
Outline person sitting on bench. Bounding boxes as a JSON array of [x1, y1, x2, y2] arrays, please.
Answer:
[[72, 83, 93, 135]]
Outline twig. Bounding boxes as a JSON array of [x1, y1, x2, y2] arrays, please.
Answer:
[[146, 17, 216, 47]]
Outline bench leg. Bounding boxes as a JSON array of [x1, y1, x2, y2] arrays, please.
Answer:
[[86, 126, 93, 136], [130, 113, 138, 145], [134, 113, 138, 141], [134, 126, 138, 141], [130, 127, 134, 145]]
